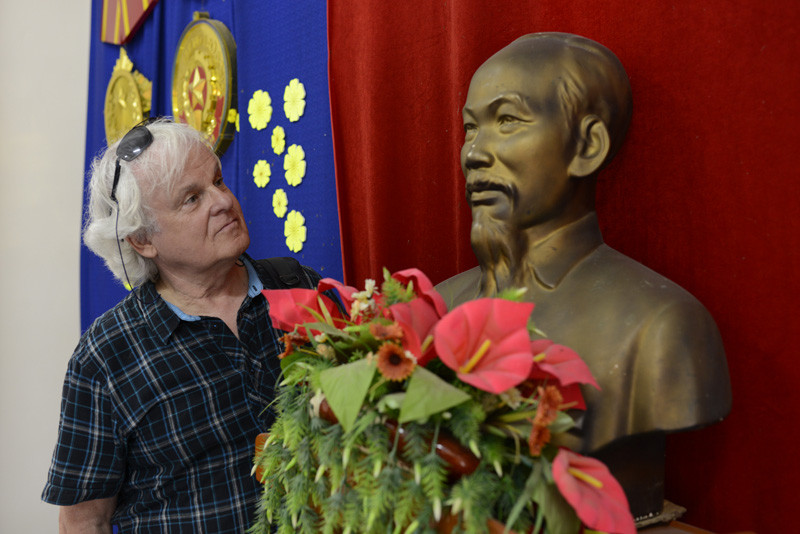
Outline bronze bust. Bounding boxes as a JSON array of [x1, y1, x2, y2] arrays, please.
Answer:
[[436, 32, 732, 521]]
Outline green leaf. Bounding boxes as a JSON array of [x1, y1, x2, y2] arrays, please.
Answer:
[[303, 322, 355, 341], [531, 481, 580, 534], [548, 411, 576, 434], [376, 392, 405, 412], [319, 359, 376, 433], [398, 367, 471, 423]]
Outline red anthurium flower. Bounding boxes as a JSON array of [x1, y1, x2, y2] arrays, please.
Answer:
[[390, 268, 448, 317], [433, 299, 535, 394], [318, 278, 360, 316], [262, 288, 344, 332], [388, 297, 443, 366], [552, 449, 636, 534], [529, 339, 599, 390]]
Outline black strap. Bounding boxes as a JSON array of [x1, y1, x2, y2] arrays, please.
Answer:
[[256, 257, 305, 288]]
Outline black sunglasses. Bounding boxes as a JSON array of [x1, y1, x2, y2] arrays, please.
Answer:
[[110, 121, 155, 202]]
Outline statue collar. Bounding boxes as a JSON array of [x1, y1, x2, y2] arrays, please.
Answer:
[[530, 212, 604, 289]]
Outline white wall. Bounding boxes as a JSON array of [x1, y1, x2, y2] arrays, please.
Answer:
[[0, 1, 90, 531]]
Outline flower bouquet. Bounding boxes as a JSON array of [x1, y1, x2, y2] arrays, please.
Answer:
[[250, 268, 635, 534]]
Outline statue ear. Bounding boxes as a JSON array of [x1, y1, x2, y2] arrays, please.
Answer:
[[567, 115, 610, 178], [126, 234, 157, 259]]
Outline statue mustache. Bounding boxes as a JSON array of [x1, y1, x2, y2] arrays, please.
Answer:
[[466, 179, 516, 202]]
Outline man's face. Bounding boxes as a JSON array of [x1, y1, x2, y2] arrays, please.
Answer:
[[142, 144, 250, 277], [461, 51, 577, 235]]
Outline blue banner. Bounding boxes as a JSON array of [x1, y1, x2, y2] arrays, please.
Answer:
[[82, 0, 342, 329]]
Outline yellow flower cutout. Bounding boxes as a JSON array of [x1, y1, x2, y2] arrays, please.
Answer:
[[284, 144, 306, 187], [253, 160, 271, 188], [284, 210, 307, 252], [248, 89, 272, 130], [273, 189, 288, 218], [271, 126, 286, 155], [283, 78, 306, 122], [227, 108, 240, 132]]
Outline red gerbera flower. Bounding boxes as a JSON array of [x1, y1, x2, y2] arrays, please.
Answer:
[[375, 342, 416, 382], [527, 424, 551, 456], [278, 332, 309, 359], [534, 385, 563, 426], [369, 321, 405, 341]]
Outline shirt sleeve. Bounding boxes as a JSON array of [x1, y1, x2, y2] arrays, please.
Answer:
[[42, 344, 126, 505]]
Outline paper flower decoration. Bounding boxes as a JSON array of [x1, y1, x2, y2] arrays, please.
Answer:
[[253, 160, 271, 188], [434, 299, 535, 394], [284, 209, 306, 252], [271, 125, 286, 155], [272, 189, 288, 218], [248, 89, 272, 130], [227, 108, 239, 132], [284, 144, 306, 186], [283, 78, 306, 122]]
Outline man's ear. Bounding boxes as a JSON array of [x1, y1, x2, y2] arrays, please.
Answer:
[[126, 233, 157, 259], [567, 115, 610, 178]]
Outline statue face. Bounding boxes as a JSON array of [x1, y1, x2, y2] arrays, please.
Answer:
[[461, 52, 577, 234]]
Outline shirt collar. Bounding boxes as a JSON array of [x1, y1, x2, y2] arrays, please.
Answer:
[[140, 253, 264, 343], [530, 212, 604, 289]]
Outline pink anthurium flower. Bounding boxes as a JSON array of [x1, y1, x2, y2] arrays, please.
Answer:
[[433, 299, 535, 394], [391, 268, 448, 317], [262, 288, 344, 332], [529, 339, 599, 390], [552, 449, 636, 534], [318, 278, 360, 312], [388, 297, 443, 366]]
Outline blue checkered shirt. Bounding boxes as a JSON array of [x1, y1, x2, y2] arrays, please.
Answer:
[[43, 255, 320, 533]]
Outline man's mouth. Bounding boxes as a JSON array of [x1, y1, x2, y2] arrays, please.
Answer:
[[217, 218, 238, 234]]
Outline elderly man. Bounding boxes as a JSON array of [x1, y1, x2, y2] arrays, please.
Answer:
[[436, 33, 731, 520], [42, 119, 320, 533]]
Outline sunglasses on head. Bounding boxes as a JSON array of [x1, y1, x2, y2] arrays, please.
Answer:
[[110, 118, 159, 202]]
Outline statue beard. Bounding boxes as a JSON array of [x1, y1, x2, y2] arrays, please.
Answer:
[[470, 208, 517, 297]]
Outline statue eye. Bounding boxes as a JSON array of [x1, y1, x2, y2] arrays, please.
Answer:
[[498, 115, 520, 125]]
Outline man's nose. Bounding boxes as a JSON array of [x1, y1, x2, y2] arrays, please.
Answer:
[[463, 134, 494, 169], [210, 186, 234, 213]]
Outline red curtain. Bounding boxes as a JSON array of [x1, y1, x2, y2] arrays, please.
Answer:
[[328, 2, 800, 533]]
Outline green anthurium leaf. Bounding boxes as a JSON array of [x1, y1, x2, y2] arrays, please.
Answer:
[[319, 359, 376, 433], [376, 392, 405, 413], [548, 411, 576, 434], [279, 350, 305, 372], [398, 366, 471, 423], [302, 322, 355, 341], [531, 481, 580, 534]]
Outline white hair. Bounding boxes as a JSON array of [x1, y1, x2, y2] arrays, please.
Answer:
[[82, 119, 217, 287]]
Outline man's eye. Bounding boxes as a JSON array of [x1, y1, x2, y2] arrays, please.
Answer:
[[215, 177, 225, 187], [498, 115, 520, 125], [184, 194, 198, 205], [464, 124, 477, 136]]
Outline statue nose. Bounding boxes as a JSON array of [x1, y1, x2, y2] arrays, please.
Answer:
[[463, 138, 494, 169]]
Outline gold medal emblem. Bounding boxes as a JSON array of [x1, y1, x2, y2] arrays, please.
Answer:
[[172, 12, 237, 155], [104, 48, 152, 144]]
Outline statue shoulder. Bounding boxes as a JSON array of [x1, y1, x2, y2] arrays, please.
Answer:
[[435, 266, 481, 309]]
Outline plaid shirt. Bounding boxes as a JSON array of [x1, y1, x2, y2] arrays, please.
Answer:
[[43, 255, 320, 533]]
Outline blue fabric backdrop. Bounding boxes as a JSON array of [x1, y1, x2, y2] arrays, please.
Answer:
[[81, 0, 342, 330]]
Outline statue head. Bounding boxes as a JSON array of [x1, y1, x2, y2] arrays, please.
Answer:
[[462, 32, 632, 242]]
